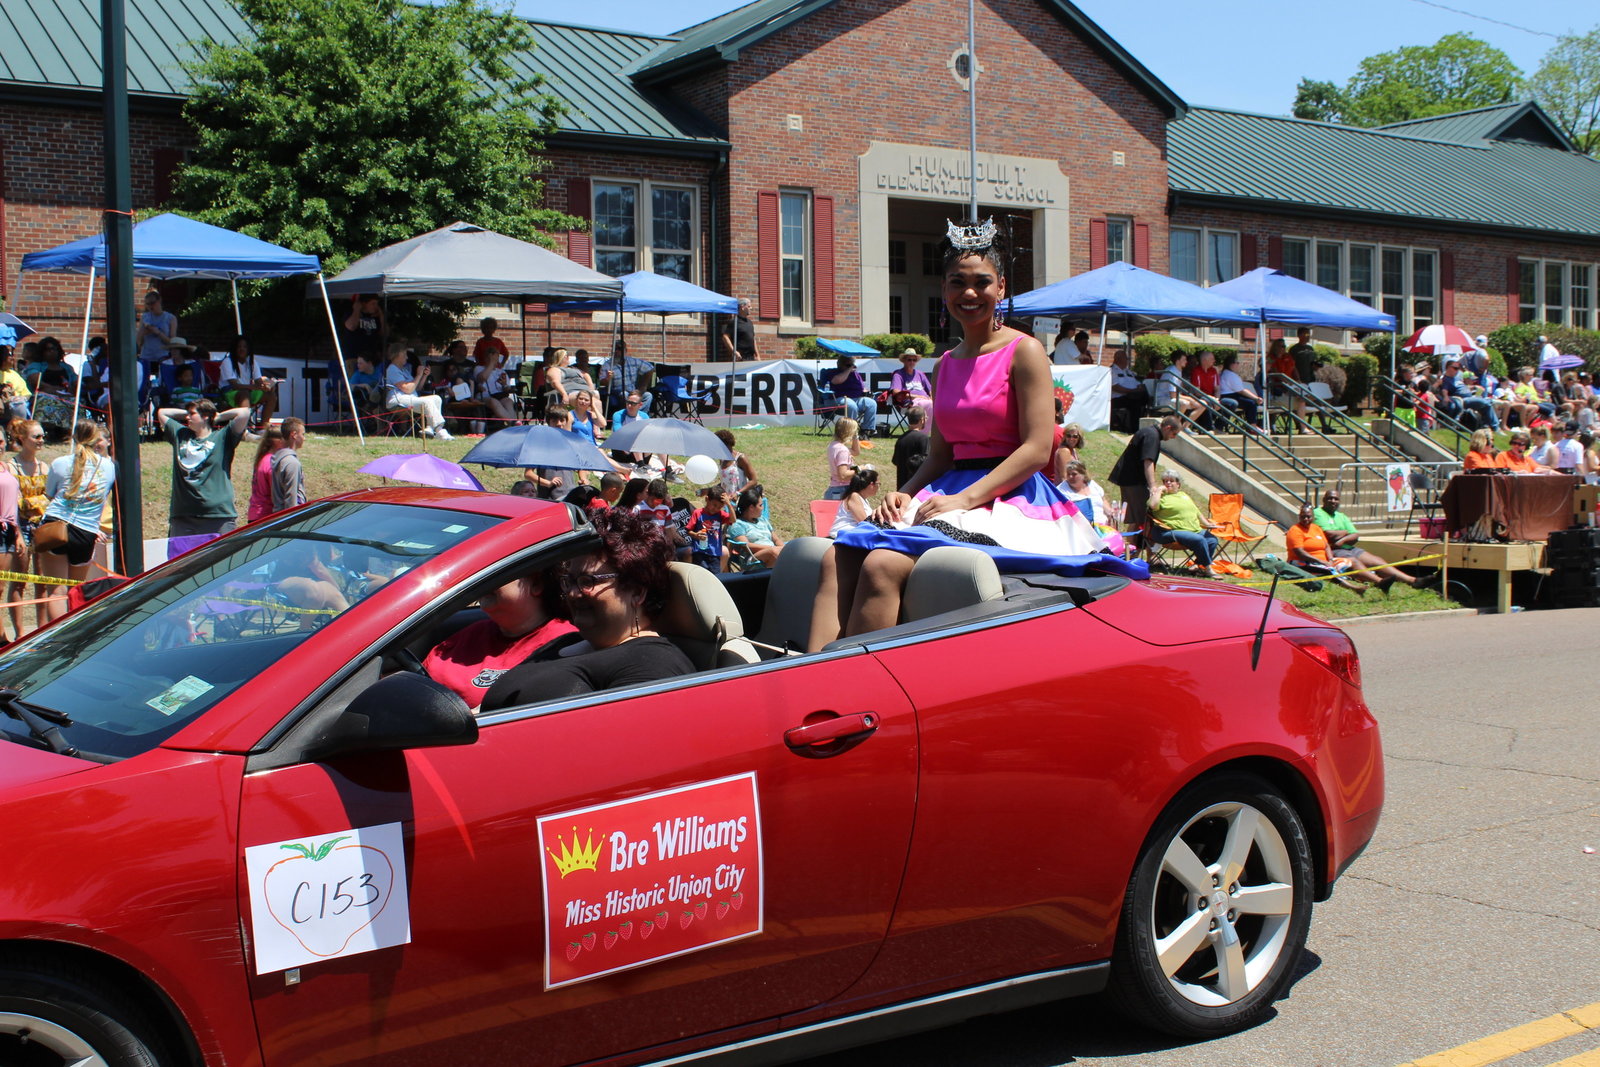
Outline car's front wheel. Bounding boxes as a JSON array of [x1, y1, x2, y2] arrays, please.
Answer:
[[1108, 772, 1314, 1037], [0, 963, 171, 1067]]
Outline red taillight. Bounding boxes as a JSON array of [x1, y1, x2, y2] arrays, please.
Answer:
[[1281, 628, 1362, 689]]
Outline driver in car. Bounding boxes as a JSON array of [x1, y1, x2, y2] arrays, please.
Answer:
[[423, 569, 576, 711]]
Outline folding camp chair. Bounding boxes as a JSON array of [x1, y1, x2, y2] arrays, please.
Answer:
[[1209, 493, 1270, 568], [1143, 517, 1203, 575], [813, 382, 844, 435], [656, 375, 714, 423], [809, 499, 838, 536], [1404, 468, 1446, 539]]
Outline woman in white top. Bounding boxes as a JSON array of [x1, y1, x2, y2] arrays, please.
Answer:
[[1057, 460, 1109, 525], [219, 336, 278, 425], [829, 467, 880, 537], [475, 351, 519, 427]]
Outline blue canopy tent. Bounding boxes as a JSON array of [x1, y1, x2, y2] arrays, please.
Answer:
[[1208, 267, 1399, 381], [816, 338, 880, 356], [16, 213, 362, 438], [548, 269, 736, 373], [1010, 261, 1258, 361]]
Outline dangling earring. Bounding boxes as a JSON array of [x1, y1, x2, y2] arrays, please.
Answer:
[[994, 302, 1005, 330], [939, 304, 948, 329]]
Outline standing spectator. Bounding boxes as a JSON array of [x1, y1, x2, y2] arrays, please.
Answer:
[[687, 486, 734, 571], [7, 419, 47, 636], [157, 399, 252, 537], [472, 317, 509, 369], [824, 356, 878, 437], [342, 294, 387, 364], [1109, 414, 1180, 533], [1289, 327, 1319, 384], [219, 335, 278, 427], [37, 420, 116, 623], [383, 344, 450, 440], [246, 426, 286, 524], [891, 406, 929, 490], [721, 298, 758, 362], [889, 348, 934, 424], [1108, 348, 1145, 432], [714, 428, 758, 497], [0, 452, 18, 640], [136, 290, 178, 364], [599, 341, 655, 413], [824, 417, 863, 500], [1217, 351, 1261, 427], [272, 418, 308, 514]]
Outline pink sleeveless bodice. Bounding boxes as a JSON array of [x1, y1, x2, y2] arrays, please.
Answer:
[[933, 337, 1021, 460]]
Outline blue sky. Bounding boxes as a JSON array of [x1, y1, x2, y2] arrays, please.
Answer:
[[513, 0, 1589, 117]]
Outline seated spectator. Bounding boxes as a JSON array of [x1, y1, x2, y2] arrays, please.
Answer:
[[169, 364, 206, 407], [598, 342, 655, 414], [1551, 421, 1584, 473], [1188, 349, 1221, 398], [1217, 351, 1261, 427], [1581, 432, 1600, 478], [830, 467, 880, 536], [563, 484, 602, 509], [508, 479, 539, 499], [1058, 459, 1109, 525], [346, 355, 384, 412], [1108, 349, 1145, 433], [1496, 430, 1552, 472], [1527, 425, 1557, 467], [480, 508, 694, 709], [423, 569, 578, 711], [1462, 429, 1501, 470], [568, 390, 605, 448], [889, 348, 933, 424], [636, 478, 690, 561], [1148, 469, 1219, 572], [384, 344, 450, 440], [1312, 488, 1428, 594], [1285, 501, 1364, 593], [219, 336, 278, 427], [823, 356, 878, 437], [1153, 352, 1205, 423], [1053, 422, 1085, 483], [824, 417, 864, 500], [617, 477, 649, 511], [476, 350, 519, 429], [729, 485, 784, 567], [687, 486, 734, 572], [593, 472, 625, 508]]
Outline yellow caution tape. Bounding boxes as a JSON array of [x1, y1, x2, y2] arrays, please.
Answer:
[[0, 570, 82, 587], [198, 596, 339, 617], [1237, 552, 1446, 588]]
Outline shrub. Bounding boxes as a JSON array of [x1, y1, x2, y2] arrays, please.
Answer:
[[1329, 350, 1379, 409], [1131, 335, 1198, 378], [1313, 362, 1347, 405], [793, 334, 933, 361], [1487, 322, 1600, 377]]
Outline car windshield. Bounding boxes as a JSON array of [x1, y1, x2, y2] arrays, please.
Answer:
[[0, 501, 497, 761]]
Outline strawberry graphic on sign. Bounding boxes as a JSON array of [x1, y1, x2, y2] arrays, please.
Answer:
[[537, 774, 764, 989]]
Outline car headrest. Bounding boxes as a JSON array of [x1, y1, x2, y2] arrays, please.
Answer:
[[900, 546, 1003, 623], [657, 562, 745, 670], [753, 536, 831, 652]]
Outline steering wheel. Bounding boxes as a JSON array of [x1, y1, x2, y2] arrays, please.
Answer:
[[391, 647, 430, 677]]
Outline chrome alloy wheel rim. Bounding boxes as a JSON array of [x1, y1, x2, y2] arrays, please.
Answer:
[[0, 1011, 109, 1067], [1149, 800, 1296, 1007]]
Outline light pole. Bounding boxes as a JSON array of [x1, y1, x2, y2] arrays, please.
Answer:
[[102, 0, 142, 573]]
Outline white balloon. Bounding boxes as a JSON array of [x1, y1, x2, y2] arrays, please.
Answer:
[[684, 454, 719, 485]]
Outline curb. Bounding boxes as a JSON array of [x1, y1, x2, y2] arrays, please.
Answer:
[[1335, 607, 1478, 626]]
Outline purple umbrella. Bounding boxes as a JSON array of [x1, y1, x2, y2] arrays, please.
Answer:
[[359, 452, 485, 490], [1540, 352, 1585, 371]]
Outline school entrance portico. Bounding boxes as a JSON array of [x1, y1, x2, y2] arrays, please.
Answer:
[[858, 141, 1072, 337]]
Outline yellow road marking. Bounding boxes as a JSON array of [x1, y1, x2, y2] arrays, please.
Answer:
[[1548, 1047, 1600, 1067], [1397, 1003, 1600, 1067]]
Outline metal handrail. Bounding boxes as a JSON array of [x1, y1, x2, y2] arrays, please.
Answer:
[[1374, 374, 1472, 459], [1264, 374, 1410, 468], [1335, 460, 1463, 530], [1165, 378, 1325, 502]]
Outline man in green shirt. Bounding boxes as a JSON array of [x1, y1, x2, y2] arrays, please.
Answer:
[[159, 399, 252, 537], [1312, 488, 1427, 593]]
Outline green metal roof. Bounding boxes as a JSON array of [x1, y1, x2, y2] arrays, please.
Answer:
[[0, 2, 723, 146], [1169, 106, 1600, 240], [633, 0, 1185, 117], [1377, 101, 1574, 151]]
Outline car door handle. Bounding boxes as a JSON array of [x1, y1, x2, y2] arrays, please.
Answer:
[[784, 712, 878, 758]]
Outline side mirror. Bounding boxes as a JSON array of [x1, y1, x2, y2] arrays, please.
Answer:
[[304, 673, 477, 762]]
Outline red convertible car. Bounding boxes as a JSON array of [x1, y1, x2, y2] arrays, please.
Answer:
[[0, 489, 1381, 1067]]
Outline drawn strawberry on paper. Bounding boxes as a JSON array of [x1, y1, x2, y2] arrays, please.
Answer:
[[262, 835, 395, 959], [679, 909, 695, 930], [580, 931, 596, 952], [603, 930, 619, 949], [716, 901, 730, 919], [565, 941, 583, 962], [1388, 468, 1406, 497], [640, 919, 655, 940], [693, 901, 708, 920], [730, 891, 744, 912], [618, 920, 633, 941]]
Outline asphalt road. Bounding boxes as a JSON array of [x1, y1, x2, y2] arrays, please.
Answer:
[[802, 609, 1600, 1067]]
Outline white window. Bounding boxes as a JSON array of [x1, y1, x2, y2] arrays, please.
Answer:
[[1282, 238, 1309, 281], [1281, 237, 1438, 336], [1170, 227, 1240, 340], [1348, 245, 1375, 307], [1518, 258, 1597, 328], [1170, 229, 1199, 285], [779, 190, 810, 323], [591, 179, 699, 282], [1106, 217, 1131, 265]]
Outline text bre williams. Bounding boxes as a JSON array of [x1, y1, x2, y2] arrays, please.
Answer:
[[537, 773, 763, 988]]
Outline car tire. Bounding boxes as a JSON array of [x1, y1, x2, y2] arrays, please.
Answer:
[[0, 962, 172, 1067], [1107, 772, 1314, 1037]]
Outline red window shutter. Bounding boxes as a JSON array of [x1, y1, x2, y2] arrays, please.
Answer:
[[1267, 236, 1283, 270], [1089, 218, 1108, 270], [566, 230, 591, 268], [1507, 256, 1521, 322], [757, 191, 780, 320], [567, 178, 591, 220], [1240, 235, 1259, 339], [813, 195, 835, 322], [1133, 223, 1150, 269], [1440, 252, 1455, 324], [152, 148, 182, 205]]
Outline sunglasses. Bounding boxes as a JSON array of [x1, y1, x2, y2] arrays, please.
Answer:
[[557, 570, 619, 593]]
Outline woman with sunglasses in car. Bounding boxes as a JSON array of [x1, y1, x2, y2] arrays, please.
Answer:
[[481, 508, 693, 709]]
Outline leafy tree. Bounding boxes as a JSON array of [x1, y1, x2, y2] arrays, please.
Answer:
[[1290, 33, 1524, 128], [1292, 79, 1351, 123], [174, 0, 581, 344], [1531, 25, 1600, 156]]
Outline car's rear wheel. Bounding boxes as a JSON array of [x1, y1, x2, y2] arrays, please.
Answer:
[[1108, 773, 1314, 1037], [0, 964, 171, 1067]]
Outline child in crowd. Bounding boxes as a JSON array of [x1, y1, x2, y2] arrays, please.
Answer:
[[170, 365, 205, 406], [687, 486, 734, 572]]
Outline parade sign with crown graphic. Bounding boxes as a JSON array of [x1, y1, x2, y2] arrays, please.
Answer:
[[537, 773, 763, 988]]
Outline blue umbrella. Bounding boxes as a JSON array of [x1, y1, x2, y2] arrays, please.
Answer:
[[605, 417, 733, 460], [0, 313, 35, 346], [460, 425, 616, 471]]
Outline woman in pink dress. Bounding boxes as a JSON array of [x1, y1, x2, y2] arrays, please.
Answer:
[[809, 221, 1143, 649], [246, 426, 286, 524]]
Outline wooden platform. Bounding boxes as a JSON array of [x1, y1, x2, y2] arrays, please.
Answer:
[[1360, 536, 1547, 614]]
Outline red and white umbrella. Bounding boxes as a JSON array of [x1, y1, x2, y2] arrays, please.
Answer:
[[1401, 324, 1475, 354]]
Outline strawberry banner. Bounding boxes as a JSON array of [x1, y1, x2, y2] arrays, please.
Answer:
[[537, 773, 763, 989], [245, 822, 411, 974]]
